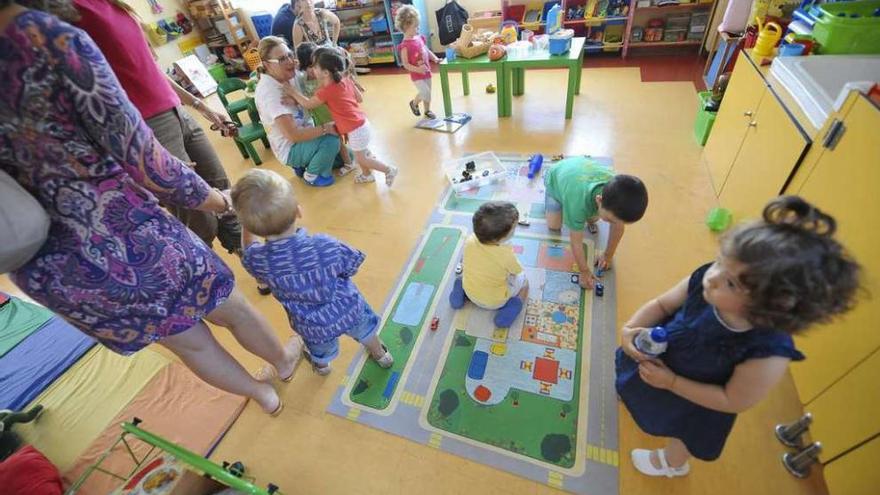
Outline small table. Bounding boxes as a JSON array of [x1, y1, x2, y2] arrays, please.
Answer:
[[439, 53, 509, 118], [504, 37, 586, 119]]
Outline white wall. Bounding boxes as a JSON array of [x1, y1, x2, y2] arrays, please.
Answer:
[[424, 0, 499, 51]]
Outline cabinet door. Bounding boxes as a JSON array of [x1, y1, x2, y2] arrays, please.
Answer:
[[824, 433, 880, 495], [703, 55, 767, 196], [717, 89, 809, 222], [808, 349, 880, 461], [789, 96, 880, 403]]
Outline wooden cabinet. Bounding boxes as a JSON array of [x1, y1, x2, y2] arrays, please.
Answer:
[[784, 93, 880, 491], [704, 54, 767, 194], [702, 51, 811, 222]]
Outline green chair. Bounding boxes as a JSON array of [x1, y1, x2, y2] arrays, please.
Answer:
[[216, 78, 257, 125], [233, 117, 270, 165]]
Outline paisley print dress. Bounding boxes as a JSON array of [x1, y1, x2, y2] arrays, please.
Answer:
[[0, 11, 234, 354]]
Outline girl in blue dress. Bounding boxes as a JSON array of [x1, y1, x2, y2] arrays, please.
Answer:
[[616, 196, 861, 477]]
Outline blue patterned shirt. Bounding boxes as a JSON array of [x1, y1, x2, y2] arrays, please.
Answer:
[[242, 229, 368, 344]]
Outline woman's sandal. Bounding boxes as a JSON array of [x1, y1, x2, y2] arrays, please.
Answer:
[[266, 396, 284, 417]]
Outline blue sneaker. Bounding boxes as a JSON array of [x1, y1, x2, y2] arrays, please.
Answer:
[[449, 277, 466, 309], [494, 297, 523, 328], [306, 175, 334, 187], [293, 166, 305, 178]]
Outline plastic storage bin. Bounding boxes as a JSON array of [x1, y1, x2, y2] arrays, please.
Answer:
[[445, 152, 507, 194], [811, 0, 880, 54], [208, 63, 227, 83], [694, 91, 717, 145], [549, 30, 574, 54], [250, 12, 273, 39], [370, 15, 388, 33], [468, 10, 503, 32]]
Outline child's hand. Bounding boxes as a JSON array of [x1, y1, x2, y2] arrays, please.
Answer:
[[579, 269, 596, 289], [595, 252, 613, 271], [639, 360, 677, 390], [621, 326, 651, 362], [281, 83, 301, 99]]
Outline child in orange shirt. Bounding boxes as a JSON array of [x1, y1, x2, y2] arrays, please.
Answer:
[[285, 50, 398, 186]]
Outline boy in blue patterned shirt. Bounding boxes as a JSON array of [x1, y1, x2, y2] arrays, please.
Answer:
[[231, 169, 393, 375]]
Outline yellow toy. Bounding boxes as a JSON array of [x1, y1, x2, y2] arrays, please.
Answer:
[[499, 21, 518, 44], [753, 17, 783, 57]]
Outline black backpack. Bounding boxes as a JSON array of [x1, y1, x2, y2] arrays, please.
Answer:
[[435, 0, 469, 46]]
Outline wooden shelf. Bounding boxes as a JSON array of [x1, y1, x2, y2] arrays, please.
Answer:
[[629, 40, 701, 47], [635, 2, 713, 11], [332, 3, 384, 13], [564, 16, 628, 24]]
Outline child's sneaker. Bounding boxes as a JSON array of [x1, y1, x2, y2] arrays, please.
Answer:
[[425, 110, 437, 120], [409, 100, 421, 116], [494, 297, 523, 328], [385, 166, 399, 186], [372, 345, 394, 369], [449, 277, 466, 309]]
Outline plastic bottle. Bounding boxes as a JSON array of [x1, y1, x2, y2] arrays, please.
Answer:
[[546, 4, 563, 35], [634, 326, 668, 358], [527, 154, 544, 179]]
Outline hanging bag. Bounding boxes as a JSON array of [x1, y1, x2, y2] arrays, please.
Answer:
[[0, 169, 50, 274], [435, 0, 469, 46]]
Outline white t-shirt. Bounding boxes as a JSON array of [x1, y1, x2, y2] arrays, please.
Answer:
[[254, 74, 314, 164]]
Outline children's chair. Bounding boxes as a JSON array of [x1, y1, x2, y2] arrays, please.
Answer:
[[216, 78, 257, 125], [233, 122, 270, 165]]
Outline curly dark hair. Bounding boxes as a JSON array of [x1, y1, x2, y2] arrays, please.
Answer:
[[721, 195, 861, 333], [473, 201, 519, 244]]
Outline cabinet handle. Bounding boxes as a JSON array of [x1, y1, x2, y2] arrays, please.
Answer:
[[748, 121, 758, 127], [743, 111, 753, 117], [822, 119, 846, 150]]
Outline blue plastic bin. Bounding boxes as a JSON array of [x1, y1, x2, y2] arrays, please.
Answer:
[[371, 15, 389, 33], [250, 12, 273, 39], [549, 35, 572, 54]]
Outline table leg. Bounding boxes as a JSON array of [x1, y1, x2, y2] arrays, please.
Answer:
[[440, 67, 452, 117], [575, 57, 583, 95], [565, 65, 577, 119], [462, 69, 470, 96], [516, 68, 525, 96], [496, 65, 507, 117]]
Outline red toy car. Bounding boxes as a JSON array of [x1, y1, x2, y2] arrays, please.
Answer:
[[430, 317, 440, 331]]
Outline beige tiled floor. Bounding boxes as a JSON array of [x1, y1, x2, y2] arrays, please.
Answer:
[[1, 66, 827, 495]]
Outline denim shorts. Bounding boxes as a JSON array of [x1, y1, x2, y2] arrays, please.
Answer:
[[304, 305, 380, 366], [544, 190, 562, 214]]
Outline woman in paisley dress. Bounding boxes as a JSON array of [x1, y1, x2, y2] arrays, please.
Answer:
[[0, 0, 300, 415]]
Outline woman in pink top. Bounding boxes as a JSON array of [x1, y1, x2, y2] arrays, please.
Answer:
[[70, 0, 243, 257], [395, 5, 439, 119], [287, 50, 398, 186]]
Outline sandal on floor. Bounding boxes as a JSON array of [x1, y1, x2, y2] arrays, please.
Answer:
[[409, 100, 421, 116], [337, 162, 357, 176], [385, 166, 399, 186], [267, 396, 284, 417], [425, 111, 437, 120], [257, 282, 271, 296], [302, 348, 332, 376], [354, 173, 376, 184], [587, 223, 599, 235], [631, 449, 690, 478]]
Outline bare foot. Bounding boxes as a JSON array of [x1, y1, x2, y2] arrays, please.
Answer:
[[275, 337, 303, 382]]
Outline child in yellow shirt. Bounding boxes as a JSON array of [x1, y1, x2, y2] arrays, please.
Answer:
[[449, 201, 529, 328]]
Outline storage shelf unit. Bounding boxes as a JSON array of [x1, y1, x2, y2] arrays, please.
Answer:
[[623, 0, 715, 57], [502, 0, 632, 57], [332, 0, 428, 67], [188, 0, 254, 55]]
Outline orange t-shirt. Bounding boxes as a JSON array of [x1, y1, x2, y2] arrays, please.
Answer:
[[315, 78, 366, 134]]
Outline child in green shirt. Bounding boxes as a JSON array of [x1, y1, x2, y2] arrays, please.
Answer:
[[544, 156, 648, 289]]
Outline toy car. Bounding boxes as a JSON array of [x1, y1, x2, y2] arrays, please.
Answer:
[[455, 263, 463, 275], [430, 317, 440, 331], [570, 273, 579, 284], [595, 283, 604, 297]]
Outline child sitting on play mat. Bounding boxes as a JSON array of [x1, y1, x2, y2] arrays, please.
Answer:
[[232, 169, 394, 375], [395, 5, 440, 120], [449, 201, 530, 328], [544, 156, 648, 290]]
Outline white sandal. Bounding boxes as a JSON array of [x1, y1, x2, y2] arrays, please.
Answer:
[[354, 172, 375, 184], [631, 449, 690, 478], [385, 166, 399, 186], [337, 162, 357, 177]]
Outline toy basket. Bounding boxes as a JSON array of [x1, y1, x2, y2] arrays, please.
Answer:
[[444, 152, 507, 194], [243, 47, 262, 71]]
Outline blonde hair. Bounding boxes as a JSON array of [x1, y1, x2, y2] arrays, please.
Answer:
[[231, 169, 299, 237], [394, 5, 419, 32], [257, 36, 288, 74]]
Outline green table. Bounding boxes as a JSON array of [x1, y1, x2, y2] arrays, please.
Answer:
[[504, 37, 586, 119], [439, 53, 509, 118]]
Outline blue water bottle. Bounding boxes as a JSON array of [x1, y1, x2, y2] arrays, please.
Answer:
[[527, 154, 544, 179]]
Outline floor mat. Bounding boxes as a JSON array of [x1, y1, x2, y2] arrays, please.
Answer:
[[0, 317, 95, 410], [62, 362, 248, 495], [327, 154, 619, 495], [0, 296, 55, 358], [16, 346, 170, 471]]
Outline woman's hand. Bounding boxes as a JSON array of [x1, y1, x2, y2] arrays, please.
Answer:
[[638, 360, 677, 390], [321, 122, 338, 136], [621, 326, 651, 362]]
